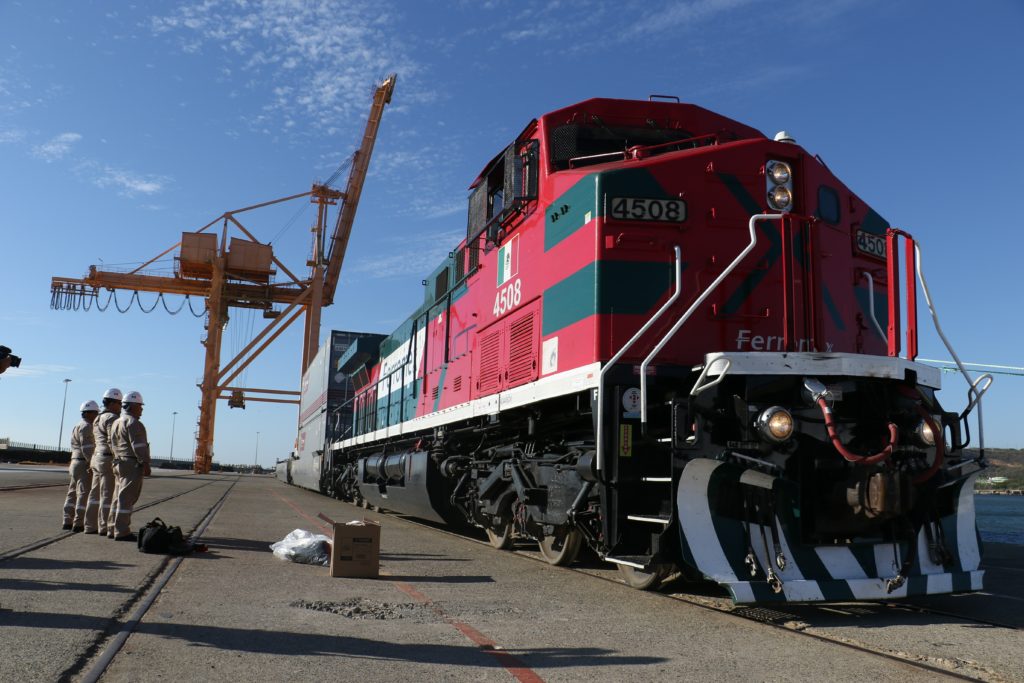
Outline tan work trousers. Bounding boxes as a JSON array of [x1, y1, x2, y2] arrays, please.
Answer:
[[85, 454, 115, 534], [112, 458, 144, 537], [62, 458, 93, 528]]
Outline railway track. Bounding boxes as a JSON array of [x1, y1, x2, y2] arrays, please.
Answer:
[[68, 478, 238, 683], [360, 502, 1017, 683], [0, 478, 224, 564], [0, 482, 66, 492]]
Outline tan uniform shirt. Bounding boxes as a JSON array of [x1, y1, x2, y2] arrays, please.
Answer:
[[94, 411, 118, 455], [110, 414, 151, 465], [70, 420, 95, 461]]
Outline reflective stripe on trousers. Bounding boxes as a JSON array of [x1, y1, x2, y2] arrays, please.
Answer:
[[63, 459, 93, 527], [112, 459, 144, 537], [84, 454, 115, 533]]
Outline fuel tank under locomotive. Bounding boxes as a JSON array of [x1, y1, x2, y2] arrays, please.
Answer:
[[357, 449, 465, 526]]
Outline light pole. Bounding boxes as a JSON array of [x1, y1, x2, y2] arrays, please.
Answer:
[[57, 378, 72, 450], [254, 431, 260, 473], [169, 411, 178, 463]]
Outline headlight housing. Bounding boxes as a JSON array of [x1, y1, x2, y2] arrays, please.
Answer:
[[768, 186, 792, 210], [768, 161, 791, 185], [756, 406, 794, 443], [915, 417, 938, 447], [766, 159, 794, 213]]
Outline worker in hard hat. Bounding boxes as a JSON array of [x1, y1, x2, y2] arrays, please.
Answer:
[[109, 390, 151, 541], [62, 400, 99, 531], [84, 388, 123, 537]]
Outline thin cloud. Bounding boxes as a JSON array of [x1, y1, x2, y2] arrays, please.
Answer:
[[75, 160, 170, 197], [350, 229, 464, 279], [32, 132, 82, 162], [624, 0, 759, 37], [0, 129, 26, 144], [150, 1, 416, 135], [2, 363, 76, 379]]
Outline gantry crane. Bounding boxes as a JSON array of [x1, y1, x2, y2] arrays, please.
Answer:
[[50, 74, 396, 473]]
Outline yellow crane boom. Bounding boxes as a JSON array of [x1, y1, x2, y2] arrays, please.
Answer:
[[49, 74, 397, 474]]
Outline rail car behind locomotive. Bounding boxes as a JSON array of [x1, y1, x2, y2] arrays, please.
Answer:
[[288, 95, 989, 603]]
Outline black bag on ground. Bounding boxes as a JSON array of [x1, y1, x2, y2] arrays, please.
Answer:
[[138, 517, 192, 555]]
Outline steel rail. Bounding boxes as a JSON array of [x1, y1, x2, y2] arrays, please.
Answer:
[[0, 478, 222, 564], [0, 482, 66, 492], [75, 478, 239, 683]]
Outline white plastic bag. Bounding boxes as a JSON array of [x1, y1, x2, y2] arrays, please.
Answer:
[[270, 528, 331, 566]]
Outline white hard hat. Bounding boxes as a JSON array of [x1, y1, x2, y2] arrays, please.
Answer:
[[123, 390, 144, 405], [773, 130, 796, 143], [102, 388, 124, 401], [80, 400, 100, 412]]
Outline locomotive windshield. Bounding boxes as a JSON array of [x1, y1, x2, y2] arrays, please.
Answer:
[[548, 119, 693, 170]]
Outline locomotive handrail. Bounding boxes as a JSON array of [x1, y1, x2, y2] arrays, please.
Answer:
[[639, 213, 779, 426], [627, 134, 720, 161], [912, 239, 992, 455], [885, 228, 919, 359], [860, 271, 887, 343], [690, 357, 731, 396], [595, 245, 683, 473], [568, 150, 626, 169]]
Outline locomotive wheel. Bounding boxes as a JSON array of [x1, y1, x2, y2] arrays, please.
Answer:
[[616, 563, 672, 590], [538, 528, 582, 566], [485, 520, 514, 550]]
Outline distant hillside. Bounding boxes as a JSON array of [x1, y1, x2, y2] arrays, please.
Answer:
[[967, 448, 1024, 485]]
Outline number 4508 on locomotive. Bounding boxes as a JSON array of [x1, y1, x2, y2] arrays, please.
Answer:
[[302, 93, 991, 604]]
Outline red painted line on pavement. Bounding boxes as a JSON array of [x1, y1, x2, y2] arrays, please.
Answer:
[[268, 487, 545, 682], [393, 581, 545, 683], [268, 489, 332, 533]]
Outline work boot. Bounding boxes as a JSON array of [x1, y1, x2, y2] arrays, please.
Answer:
[[113, 533, 137, 542], [62, 523, 73, 531], [84, 530, 98, 535], [72, 526, 84, 533]]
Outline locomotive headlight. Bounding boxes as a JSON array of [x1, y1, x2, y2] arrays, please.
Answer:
[[768, 161, 791, 185], [916, 417, 937, 447], [757, 407, 795, 443], [768, 186, 793, 210]]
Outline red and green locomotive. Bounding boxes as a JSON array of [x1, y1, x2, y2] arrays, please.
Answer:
[[318, 95, 985, 603]]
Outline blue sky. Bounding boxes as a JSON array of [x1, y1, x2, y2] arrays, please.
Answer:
[[1, 0, 1022, 465]]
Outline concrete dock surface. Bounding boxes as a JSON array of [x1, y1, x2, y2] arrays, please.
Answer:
[[2, 465, 1022, 682]]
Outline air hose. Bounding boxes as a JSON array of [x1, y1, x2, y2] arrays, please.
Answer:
[[816, 397, 897, 465]]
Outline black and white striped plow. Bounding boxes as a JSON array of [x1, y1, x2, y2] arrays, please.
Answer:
[[676, 459, 983, 604]]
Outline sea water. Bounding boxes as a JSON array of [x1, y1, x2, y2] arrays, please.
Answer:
[[975, 494, 1024, 545]]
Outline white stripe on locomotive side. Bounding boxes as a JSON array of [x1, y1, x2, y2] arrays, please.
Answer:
[[336, 362, 601, 449]]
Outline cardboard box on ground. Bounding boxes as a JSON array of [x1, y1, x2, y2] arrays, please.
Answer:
[[330, 519, 381, 578]]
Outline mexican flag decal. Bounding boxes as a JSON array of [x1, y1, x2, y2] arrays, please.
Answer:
[[496, 234, 519, 286]]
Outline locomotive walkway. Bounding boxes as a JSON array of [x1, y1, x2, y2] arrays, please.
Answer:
[[1, 465, 1022, 682]]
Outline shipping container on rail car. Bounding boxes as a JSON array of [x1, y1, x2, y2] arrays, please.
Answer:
[[290, 330, 378, 490]]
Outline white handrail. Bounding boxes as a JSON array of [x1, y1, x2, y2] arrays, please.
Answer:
[[913, 243, 992, 451], [690, 357, 731, 396], [595, 245, 683, 472], [640, 213, 780, 425], [861, 271, 887, 343]]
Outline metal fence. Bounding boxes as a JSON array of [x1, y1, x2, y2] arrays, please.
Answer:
[[0, 438, 66, 452]]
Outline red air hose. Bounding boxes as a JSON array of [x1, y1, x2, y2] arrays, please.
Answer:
[[816, 397, 897, 465]]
